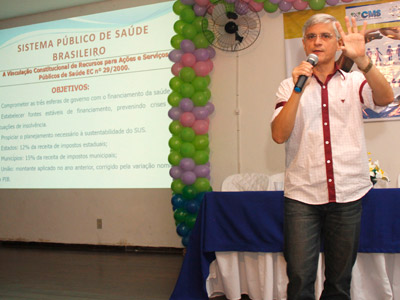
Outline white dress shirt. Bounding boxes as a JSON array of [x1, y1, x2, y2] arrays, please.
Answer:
[[272, 69, 386, 204]]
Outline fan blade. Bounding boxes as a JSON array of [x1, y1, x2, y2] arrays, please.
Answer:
[[210, 4, 229, 26], [216, 33, 236, 48], [213, 14, 229, 27], [237, 15, 259, 30]]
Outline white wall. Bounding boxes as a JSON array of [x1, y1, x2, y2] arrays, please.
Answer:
[[0, 1, 399, 248]]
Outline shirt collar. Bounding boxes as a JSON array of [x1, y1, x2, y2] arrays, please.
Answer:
[[335, 63, 346, 80], [314, 63, 345, 85]]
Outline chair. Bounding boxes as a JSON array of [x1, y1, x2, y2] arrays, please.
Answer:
[[374, 178, 390, 189], [398, 174, 400, 188], [267, 172, 285, 191], [208, 172, 294, 299], [221, 173, 270, 191]]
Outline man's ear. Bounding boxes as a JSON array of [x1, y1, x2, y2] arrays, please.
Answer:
[[338, 38, 344, 47]]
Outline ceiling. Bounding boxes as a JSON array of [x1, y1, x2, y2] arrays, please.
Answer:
[[0, 0, 105, 21]]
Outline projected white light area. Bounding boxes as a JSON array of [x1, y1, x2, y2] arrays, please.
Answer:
[[0, 1, 175, 188]]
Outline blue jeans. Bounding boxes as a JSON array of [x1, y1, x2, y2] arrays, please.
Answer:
[[284, 197, 362, 300]]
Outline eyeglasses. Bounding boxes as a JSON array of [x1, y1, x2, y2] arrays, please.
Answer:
[[305, 33, 335, 41]]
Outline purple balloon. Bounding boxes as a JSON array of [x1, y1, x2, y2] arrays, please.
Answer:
[[168, 107, 182, 120], [194, 165, 210, 177], [235, 1, 249, 15], [279, 0, 292, 11], [180, 39, 195, 53], [205, 102, 215, 114], [207, 46, 216, 59], [169, 166, 183, 179], [194, 48, 210, 61], [168, 49, 183, 63], [181, 0, 195, 4], [179, 98, 194, 112], [179, 158, 195, 171], [193, 4, 208, 16], [192, 106, 209, 120], [269, 0, 282, 4], [326, 0, 339, 5], [181, 171, 197, 185]]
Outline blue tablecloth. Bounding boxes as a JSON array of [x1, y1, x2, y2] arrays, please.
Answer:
[[170, 189, 400, 300]]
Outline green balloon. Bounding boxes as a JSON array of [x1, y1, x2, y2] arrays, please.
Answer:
[[263, 0, 278, 13], [180, 142, 196, 158], [185, 214, 197, 229], [173, 0, 188, 15], [171, 34, 184, 49], [180, 127, 196, 142], [224, 3, 235, 13], [173, 207, 187, 222], [193, 135, 209, 150], [183, 24, 198, 40], [203, 88, 211, 101], [168, 150, 182, 166], [193, 33, 210, 49], [309, 0, 326, 10], [193, 16, 206, 33], [169, 136, 182, 151], [204, 75, 211, 85], [169, 120, 183, 135], [192, 76, 208, 91], [179, 67, 196, 82], [168, 91, 182, 107], [182, 185, 197, 200], [180, 82, 195, 98], [193, 150, 209, 165], [174, 20, 186, 35], [169, 76, 183, 92], [180, 7, 196, 24], [194, 178, 210, 193], [192, 91, 208, 106]]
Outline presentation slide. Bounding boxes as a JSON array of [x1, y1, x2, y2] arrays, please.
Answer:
[[0, 1, 175, 188]]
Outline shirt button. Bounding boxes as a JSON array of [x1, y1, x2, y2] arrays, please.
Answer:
[[328, 179, 332, 182], [324, 122, 328, 126], [323, 104, 327, 107], [327, 160, 331, 164], [323, 85, 326, 89], [325, 141, 329, 144]]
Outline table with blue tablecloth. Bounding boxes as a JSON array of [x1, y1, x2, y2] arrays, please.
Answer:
[[170, 189, 400, 300]]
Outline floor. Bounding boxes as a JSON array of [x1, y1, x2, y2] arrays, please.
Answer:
[[0, 244, 254, 300], [0, 245, 184, 300]]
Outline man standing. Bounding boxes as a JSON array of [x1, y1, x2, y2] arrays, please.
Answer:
[[271, 14, 393, 300]]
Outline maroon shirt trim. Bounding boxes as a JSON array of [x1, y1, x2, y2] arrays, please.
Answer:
[[315, 71, 338, 202], [275, 101, 287, 109], [359, 80, 367, 104]]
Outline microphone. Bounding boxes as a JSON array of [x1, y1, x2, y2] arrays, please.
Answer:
[[294, 53, 318, 93]]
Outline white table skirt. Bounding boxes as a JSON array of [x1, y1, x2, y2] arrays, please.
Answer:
[[206, 252, 400, 300]]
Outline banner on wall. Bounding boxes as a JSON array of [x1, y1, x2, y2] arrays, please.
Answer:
[[283, 0, 400, 121]]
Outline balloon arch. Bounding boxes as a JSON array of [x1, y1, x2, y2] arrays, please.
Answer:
[[167, 0, 355, 246]]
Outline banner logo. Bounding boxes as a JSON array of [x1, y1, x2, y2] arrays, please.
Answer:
[[350, 9, 382, 21]]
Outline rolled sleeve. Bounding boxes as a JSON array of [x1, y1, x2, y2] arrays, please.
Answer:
[[358, 73, 388, 113]]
